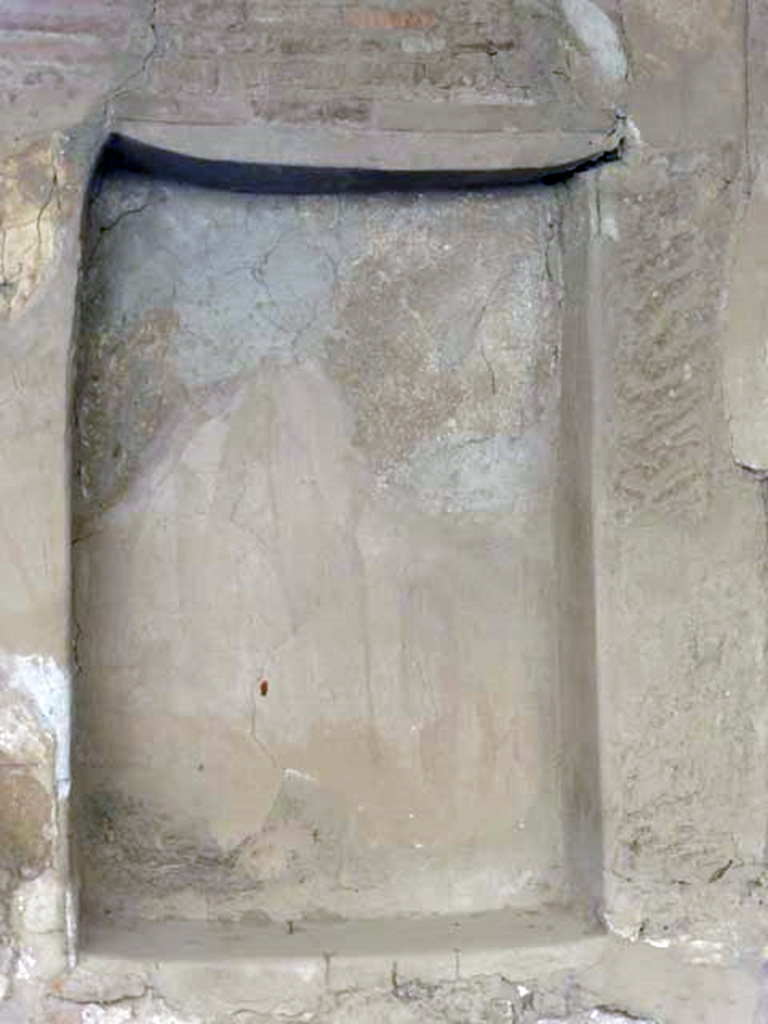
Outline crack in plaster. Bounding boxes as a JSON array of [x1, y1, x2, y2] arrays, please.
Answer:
[[0, 143, 59, 319], [107, 0, 161, 113], [744, 0, 753, 198]]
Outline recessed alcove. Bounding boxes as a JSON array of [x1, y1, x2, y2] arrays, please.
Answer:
[[71, 139, 601, 961]]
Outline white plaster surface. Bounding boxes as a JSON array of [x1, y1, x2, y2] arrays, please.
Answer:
[[560, 0, 628, 81], [1, 653, 71, 800]]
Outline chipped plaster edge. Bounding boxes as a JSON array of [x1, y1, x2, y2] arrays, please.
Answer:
[[1, 651, 76, 968], [1, 652, 71, 802]]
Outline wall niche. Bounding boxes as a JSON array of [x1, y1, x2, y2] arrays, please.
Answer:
[[72, 147, 601, 954]]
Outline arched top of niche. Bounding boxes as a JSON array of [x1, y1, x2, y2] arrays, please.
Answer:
[[108, 0, 627, 173], [1, 0, 627, 172], [100, 130, 619, 189]]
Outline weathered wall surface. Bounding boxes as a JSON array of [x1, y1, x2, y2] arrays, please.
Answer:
[[1, 0, 768, 1021], [592, 142, 768, 953], [72, 182, 570, 924], [107, 0, 625, 168]]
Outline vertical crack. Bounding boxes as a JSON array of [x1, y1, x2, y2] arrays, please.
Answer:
[[34, 153, 58, 275], [138, 0, 160, 79], [249, 680, 280, 770], [108, 0, 160, 108], [744, 0, 753, 198], [479, 344, 497, 396], [760, 477, 768, 865]]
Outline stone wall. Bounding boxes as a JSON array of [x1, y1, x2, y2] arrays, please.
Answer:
[[1, 0, 768, 1021]]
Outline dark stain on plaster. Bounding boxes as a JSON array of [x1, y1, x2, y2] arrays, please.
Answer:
[[77, 778, 348, 920], [78, 789, 231, 914], [72, 302, 185, 522]]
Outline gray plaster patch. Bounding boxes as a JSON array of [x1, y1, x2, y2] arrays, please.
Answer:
[[387, 430, 554, 516], [76, 181, 562, 515]]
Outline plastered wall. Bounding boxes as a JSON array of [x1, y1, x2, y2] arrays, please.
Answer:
[[1, 1, 768, 1021]]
